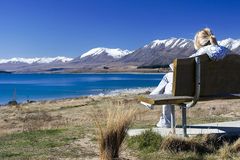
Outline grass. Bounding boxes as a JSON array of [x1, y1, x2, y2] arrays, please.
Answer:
[[138, 151, 204, 160], [232, 138, 240, 152], [160, 136, 209, 154], [59, 104, 85, 110], [127, 130, 240, 160], [127, 129, 163, 153], [0, 127, 85, 159], [0, 94, 240, 159], [185, 115, 238, 125]]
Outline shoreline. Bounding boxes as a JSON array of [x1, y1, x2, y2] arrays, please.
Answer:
[[0, 73, 163, 106], [1, 87, 154, 107], [7, 67, 171, 74], [2, 71, 167, 75]]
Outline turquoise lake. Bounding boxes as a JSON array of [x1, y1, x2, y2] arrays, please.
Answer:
[[0, 73, 164, 104]]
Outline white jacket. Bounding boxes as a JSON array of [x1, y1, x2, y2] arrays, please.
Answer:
[[169, 45, 230, 70], [190, 45, 230, 61]]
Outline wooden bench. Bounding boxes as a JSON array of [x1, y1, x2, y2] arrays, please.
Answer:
[[140, 54, 240, 137]]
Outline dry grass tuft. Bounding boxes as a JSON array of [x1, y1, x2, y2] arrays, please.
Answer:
[[218, 143, 233, 160], [160, 136, 209, 154], [214, 137, 240, 159], [231, 138, 240, 152], [192, 133, 240, 153], [199, 133, 222, 152], [95, 108, 137, 160]]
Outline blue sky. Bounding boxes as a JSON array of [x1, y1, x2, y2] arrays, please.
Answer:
[[0, 0, 239, 58]]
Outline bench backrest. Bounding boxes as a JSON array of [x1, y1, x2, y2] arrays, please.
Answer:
[[172, 54, 240, 97]]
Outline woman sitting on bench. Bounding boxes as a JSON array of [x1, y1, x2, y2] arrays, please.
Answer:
[[142, 28, 231, 128]]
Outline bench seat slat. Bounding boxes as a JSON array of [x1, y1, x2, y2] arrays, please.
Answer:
[[139, 94, 240, 105], [139, 95, 193, 105]]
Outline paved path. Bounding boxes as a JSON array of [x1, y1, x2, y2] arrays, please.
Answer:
[[128, 121, 240, 136]]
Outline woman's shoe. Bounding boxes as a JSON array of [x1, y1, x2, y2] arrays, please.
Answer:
[[156, 117, 171, 128]]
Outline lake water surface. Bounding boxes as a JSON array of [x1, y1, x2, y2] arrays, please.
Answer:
[[0, 73, 164, 104]]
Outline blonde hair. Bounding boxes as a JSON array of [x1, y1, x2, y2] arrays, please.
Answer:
[[194, 28, 218, 50]]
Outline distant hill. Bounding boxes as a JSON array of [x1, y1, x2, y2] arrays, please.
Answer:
[[0, 57, 73, 73], [0, 70, 12, 74]]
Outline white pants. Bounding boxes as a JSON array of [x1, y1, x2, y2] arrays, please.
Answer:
[[150, 72, 173, 127]]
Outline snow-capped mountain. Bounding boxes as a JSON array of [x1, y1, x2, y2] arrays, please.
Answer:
[[144, 38, 192, 49], [0, 56, 73, 64], [219, 38, 240, 53], [120, 38, 240, 67], [72, 48, 132, 65], [120, 38, 195, 67], [0, 56, 73, 73], [1, 37, 240, 73], [80, 48, 132, 59]]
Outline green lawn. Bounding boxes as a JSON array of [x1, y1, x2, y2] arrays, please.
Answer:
[[0, 127, 85, 159]]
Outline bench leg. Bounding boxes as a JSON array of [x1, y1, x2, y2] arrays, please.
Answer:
[[181, 104, 187, 137], [170, 105, 176, 134]]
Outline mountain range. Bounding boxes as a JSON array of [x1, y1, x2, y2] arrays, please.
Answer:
[[1, 38, 240, 73]]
